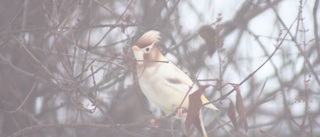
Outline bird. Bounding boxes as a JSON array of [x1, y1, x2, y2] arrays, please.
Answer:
[[132, 30, 218, 137]]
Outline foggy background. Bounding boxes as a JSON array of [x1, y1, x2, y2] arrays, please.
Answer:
[[0, 0, 319, 137]]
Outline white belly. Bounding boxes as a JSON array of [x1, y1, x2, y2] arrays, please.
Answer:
[[138, 72, 189, 115]]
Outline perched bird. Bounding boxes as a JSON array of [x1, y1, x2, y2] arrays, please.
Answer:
[[132, 30, 218, 137]]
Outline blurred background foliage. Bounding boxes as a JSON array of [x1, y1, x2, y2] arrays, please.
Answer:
[[0, 0, 319, 137]]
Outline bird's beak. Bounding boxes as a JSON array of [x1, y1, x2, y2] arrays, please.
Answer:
[[132, 45, 140, 52], [132, 45, 144, 61]]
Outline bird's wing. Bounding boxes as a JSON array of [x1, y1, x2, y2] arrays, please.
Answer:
[[159, 62, 218, 110], [158, 62, 198, 94]]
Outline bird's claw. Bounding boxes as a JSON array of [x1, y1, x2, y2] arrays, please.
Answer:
[[150, 118, 159, 128], [176, 107, 187, 118]]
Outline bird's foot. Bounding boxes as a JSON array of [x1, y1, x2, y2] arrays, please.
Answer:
[[150, 118, 159, 128], [176, 107, 187, 118]]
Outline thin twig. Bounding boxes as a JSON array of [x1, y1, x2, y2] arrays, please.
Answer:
[[206, 16, 298, 105], [4, 82, 36, 113]]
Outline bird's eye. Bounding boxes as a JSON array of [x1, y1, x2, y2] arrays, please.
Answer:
[[143, 45, 153, 53], [145, 47, 150, 52], [143, 46, 152, 53]]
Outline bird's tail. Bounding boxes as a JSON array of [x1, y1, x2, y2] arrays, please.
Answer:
[[200, 95, 219, 111]]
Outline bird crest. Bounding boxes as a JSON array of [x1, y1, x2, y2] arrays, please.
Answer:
[[136, 30, 161, 48]]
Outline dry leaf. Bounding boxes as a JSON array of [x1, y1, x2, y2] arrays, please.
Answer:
[[227, 98, 239, 131], [185, 85, 210, 135], [230, 83, 248, 132]]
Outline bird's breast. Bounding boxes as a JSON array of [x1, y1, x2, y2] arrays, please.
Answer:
[[136, 64, 189, 115]]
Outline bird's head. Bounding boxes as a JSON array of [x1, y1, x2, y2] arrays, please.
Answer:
[[132, 30, 163, 64]]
